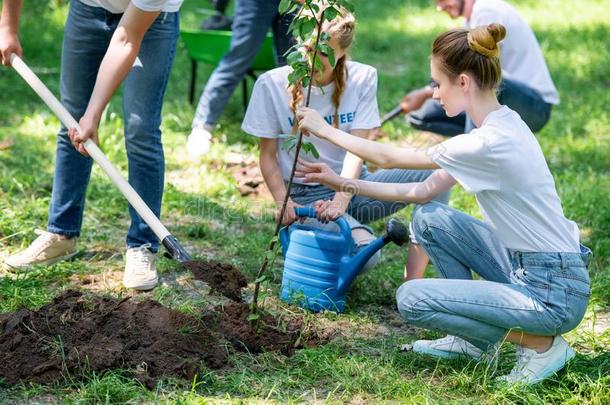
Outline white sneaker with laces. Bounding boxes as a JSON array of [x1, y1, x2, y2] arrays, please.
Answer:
[[413, 335, 484, 360], [497, 336, 575, 384], [123, 244, 158, 291], [4, 229, 77, 270], [186, 125, 212, 158]]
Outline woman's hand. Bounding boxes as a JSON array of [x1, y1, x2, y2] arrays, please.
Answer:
[[277, 198, 303, 226], [314, 198, 348, 223], [68, 114, 101, 157], [296, 106, 332, 138], [295, 160, 346, 190], [0, 29, 21, 66]]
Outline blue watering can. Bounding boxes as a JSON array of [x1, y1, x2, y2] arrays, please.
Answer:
[[279, 207, 409, 312]]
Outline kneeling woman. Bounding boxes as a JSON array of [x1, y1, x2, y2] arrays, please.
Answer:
[[241, 6, 444, 277], [295, 24, 590, 384]]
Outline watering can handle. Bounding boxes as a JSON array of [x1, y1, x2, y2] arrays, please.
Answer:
[[293, 207, 354, 247]]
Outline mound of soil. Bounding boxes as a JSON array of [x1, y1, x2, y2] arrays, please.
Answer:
[[184, 260, 248, 301], [0, 260, 324, 387], [0, 290, 224, 388]]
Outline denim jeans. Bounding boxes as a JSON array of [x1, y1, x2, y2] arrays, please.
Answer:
[[47, 0, 179, 252], [290, 168, 449, 233], [396, 201, 591, 350], [409, 78, 553, 136], [192, 0, 294, 128]]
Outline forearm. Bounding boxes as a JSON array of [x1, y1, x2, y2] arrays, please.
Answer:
[[0, 0, 22, 31], [83, 5, 159, 122], [260, 154, 289, 204], [334, 151, 363, 206], [330, 169, 455, 204], [334, 179, 428, 204], [320, 127, 439, 170]]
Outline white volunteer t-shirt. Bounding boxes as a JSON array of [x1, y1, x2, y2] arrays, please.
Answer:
[[79, 0, 182, 13], [242, 61, 381, 184], [432, 106, 579, 252], [468, 0, 559, 104]]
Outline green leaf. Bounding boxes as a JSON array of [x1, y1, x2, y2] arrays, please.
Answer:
[[282, 136, 298, 152], [312, 54, 323, 73], [254, 275, 267, 284], [319, 43, 336, 68], [301, 142, 320, 159], [247, 313, 261, 322], [286, 49, 305, 65], [323, 6, 339, 22], [299, 17, 317, 41], [309, 144, 320, 159], [278, 0, 292, 14]]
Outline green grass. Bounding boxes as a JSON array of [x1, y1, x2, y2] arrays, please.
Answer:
[[1, 0, 609, 403]]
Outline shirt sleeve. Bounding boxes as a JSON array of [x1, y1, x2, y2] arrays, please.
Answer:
[[431, 132, 500, 193], [132, 0, 168, 12], [241, 74, 283, 139], [350, 67, 381, 130]]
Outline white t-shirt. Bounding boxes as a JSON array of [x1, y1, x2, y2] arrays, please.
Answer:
[[79, 0, 182, 13], [241, 61, 381, 184], [468, 0, 559, 104], [432, 106, 579, 252]]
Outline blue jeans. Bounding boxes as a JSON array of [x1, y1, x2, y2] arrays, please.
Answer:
[[47, 0, 179, 252], [192, 0, 294, 128], [409, 78, 553, 136], [396, 202, 591, 350], [290, 168, 449, 233]]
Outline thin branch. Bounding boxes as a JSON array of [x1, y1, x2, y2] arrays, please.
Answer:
[[251, 4, 326, 316]]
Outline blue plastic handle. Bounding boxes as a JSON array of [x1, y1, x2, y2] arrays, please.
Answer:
[[293, 207, 354, 247]]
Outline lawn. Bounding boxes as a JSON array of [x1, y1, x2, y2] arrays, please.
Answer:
[[0, 0, 608, 403]]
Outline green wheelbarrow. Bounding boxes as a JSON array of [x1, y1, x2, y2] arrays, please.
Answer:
[[180, 29, 277, 109]]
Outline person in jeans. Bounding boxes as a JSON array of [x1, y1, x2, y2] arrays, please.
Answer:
[[187, 0, 295, 157], [402, 0, 559, 136], [242, 6, 446, 278], [294, 24, 590, 384], [0, 0, 181, 290]]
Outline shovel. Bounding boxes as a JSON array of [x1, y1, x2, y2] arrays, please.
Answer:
[[10, 54, 192, 263]]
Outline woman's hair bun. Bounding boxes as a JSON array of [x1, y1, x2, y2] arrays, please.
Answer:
[[467, 23, 506, 58]]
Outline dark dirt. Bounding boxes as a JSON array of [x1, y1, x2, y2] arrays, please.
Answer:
[[0, 261, 324, 388], [184, 260, 248, 301], [230, 162, 272, 199]]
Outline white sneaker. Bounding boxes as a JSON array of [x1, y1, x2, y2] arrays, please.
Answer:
[[413, 335, 484, 360], [186, 125, 212, 158], [123, 244, 158, 291], [497, 336, 575, 385], [4, 229, 77, 270]]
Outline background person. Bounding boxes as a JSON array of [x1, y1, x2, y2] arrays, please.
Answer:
[[403, 0, 559, 136]]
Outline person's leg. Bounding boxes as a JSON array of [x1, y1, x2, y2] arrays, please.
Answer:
[[347, 168, 443, 224], [270, 6, 295, 66], [408, 98, 466, 137], [497, 78, 552, 133], [192, 0, 280, 128], [122, 12, 179, 252], [48, 1, 114, 237], [396, 278, 556, 350], [410, 201, 512, 282], [347, 168, 450, 279]]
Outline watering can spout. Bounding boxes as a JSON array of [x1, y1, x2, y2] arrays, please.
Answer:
[[336, 218, 409, 295]]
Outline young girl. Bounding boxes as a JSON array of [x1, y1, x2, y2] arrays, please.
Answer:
[[241, 7, 445, 276], [295, 24, 590, 384]]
